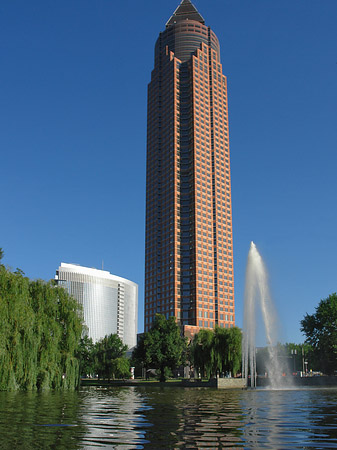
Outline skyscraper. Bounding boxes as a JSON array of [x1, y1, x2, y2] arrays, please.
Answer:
[[145, 0, 235, 336]]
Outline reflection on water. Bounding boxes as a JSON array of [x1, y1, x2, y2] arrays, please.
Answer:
[[241, 388, 337, 449], [0, 390, 87, 449], [0, 387, 337, 449], [79, 387, 151, 449], [139, 388, 244, 448]]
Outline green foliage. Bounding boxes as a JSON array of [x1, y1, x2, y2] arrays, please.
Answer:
[[301, 293, 337, 375], [94, 334, 128, 380], [222, 326, 242, 375], [132, 314, 187, 382], [111, 357, 130, 379], [0, 261, 83, 391], [76, 333, 130, 380], [77, 335, 95, 377], [190, 329, 214, 378], [191, 326, 242, 378]]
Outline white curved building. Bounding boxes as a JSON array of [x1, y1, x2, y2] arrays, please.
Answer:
[[55, 263, 138, 349]]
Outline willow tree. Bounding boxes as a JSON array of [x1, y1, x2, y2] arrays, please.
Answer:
[[0, 252, 83, 391], [190, 328, 214, 379], [191, 326, 242, 379], [221, 326, 242, 376], [0, 264, 35, 390]]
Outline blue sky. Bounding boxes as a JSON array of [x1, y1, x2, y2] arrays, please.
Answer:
[[1, 0, 336, 344]]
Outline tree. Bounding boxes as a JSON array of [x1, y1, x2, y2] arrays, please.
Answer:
[[0, 258, 83, 391], [190, 329, 213, 378], [132, 314, 187, 382], [222, 327, 242, 375], [111, 357, 130, 380], [77, 335, 95, 377], [94, 334, 128, 380], [301, 293, 337, 375], [190, 326, 242, 379]]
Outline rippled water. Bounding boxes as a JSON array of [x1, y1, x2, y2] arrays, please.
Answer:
[[0, 386, 337, 449]]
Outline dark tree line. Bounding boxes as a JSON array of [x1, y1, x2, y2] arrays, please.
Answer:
[[255, 342, 314, 376], [132, 314, 242, 381], [255, 294, 337, 377]]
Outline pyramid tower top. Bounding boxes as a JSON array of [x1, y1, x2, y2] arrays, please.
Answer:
[[166, 0, 205, 28]]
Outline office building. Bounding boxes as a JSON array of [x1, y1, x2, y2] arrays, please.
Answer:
[[56, 263, 138, 349], [145, 0, 235, 335]]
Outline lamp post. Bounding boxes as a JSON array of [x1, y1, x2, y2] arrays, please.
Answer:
[[291, 349, 297, 373]]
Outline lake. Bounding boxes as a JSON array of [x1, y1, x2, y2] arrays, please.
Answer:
[[1, 386, 337, 449]]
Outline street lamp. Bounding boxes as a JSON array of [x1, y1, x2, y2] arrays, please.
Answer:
[[304, 360, 308, 375], [291, 349, 297, 373]]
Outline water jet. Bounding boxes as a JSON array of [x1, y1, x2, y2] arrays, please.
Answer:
[[242, 242, 288, 389]]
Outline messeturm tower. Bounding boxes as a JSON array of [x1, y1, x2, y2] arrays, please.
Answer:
[[145, 0, 235, 337]]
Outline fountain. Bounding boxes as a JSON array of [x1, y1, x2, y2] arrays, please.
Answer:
[[242, 242, 288, 389]]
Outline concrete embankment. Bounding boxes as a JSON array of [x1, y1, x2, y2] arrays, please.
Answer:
[[81, 378, 247, 389], [81, 377, 337, 389], [257, 376, 337, 388]]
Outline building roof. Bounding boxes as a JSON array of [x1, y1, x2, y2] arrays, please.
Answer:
[[56, 262, 138, 287], [166, 0, 205, 28]]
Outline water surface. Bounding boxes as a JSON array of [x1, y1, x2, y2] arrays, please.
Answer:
[[1, 386, 337, 449]]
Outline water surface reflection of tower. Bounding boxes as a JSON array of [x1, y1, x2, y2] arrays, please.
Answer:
[[145, 0, 235, 335]]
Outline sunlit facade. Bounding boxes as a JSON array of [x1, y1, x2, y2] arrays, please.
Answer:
[[55, 263, 138, 349], [145, 0, 235, 334]]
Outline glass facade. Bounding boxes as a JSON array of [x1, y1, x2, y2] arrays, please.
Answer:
[[55, 263, 138, 349]]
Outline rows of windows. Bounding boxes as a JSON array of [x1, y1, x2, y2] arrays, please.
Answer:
[[145, 25, 235, 330]]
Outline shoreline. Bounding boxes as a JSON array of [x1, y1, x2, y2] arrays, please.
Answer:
[[81, 376, 337, 389]]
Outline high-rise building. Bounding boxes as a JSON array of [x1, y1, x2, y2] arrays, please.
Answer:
[[145, 0, 235, 336], [55, 263, 138, 349]]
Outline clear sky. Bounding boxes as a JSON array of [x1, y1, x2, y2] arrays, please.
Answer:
[[1, 0, 336, 345]]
